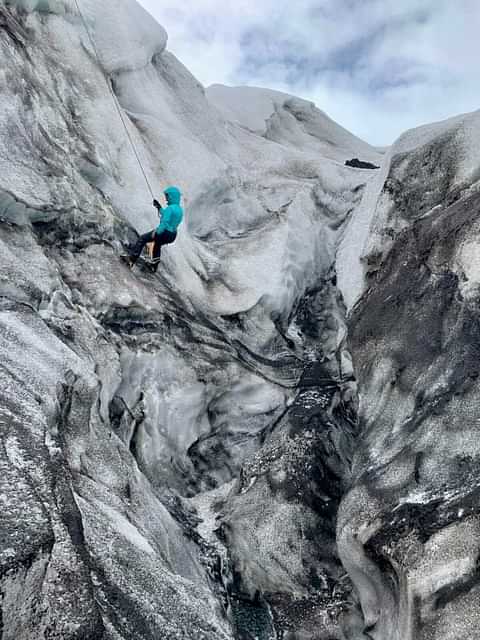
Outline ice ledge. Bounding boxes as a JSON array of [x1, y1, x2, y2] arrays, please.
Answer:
[[1, 0, 67, 14], [1, 0, 168, 75]]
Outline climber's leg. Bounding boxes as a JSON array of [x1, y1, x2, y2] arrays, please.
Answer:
[[123, 230, 156, 267], [150, 230, 177, 272]]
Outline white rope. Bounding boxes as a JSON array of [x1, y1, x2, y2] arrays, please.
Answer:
[[73, 0, 155, 199]]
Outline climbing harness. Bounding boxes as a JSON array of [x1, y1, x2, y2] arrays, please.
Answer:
[[72, 0, 155, 199]]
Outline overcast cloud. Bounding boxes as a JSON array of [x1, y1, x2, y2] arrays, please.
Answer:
[[136, 0, 479, 146]]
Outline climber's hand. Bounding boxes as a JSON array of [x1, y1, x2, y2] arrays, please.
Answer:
[[153, 199, 161, 210]]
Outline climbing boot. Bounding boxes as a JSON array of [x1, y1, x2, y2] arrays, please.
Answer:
[[120, 255, 136, 269], [147, 259, 160, 273]]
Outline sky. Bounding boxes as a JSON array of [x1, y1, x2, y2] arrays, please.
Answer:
[[136, 0, 479, 146]]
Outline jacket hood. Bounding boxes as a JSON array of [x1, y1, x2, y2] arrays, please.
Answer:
[[164, 186, 182, 205]]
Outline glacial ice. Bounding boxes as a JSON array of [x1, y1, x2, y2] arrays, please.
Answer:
[[207, 83, 382, 164], [338, 109, 480, 309], [2, 1, 480, 639], [0, 0, 66, 14]]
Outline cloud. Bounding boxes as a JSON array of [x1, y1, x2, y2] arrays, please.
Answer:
[[137, 0, 480, 145]]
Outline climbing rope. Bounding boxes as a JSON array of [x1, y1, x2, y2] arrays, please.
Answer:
[[73, 0, 155, 199]]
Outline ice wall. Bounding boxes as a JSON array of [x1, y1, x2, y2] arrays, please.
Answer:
[[337, 109, 480, 309]]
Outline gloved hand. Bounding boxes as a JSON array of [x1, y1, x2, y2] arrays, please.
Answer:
[[153, 199, 161, 209]]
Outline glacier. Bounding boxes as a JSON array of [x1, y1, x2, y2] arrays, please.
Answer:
[[1, 1, 480, 639]]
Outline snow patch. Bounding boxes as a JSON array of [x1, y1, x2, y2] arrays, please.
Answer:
[[455, 237, 480, 299]]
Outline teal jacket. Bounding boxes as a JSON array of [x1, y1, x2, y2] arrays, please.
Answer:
[[157, 186, 184, 234]]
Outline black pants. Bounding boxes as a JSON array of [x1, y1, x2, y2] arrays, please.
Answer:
[[130, 229, 177, 267]]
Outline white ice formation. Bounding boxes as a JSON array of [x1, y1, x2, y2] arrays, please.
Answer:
[[1, 1, 480, 639]]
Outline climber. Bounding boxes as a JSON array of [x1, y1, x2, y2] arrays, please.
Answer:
[[122, 186, 184, 273]]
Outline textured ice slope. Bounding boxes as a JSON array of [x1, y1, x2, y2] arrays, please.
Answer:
[[337, 110, 480, 639]]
